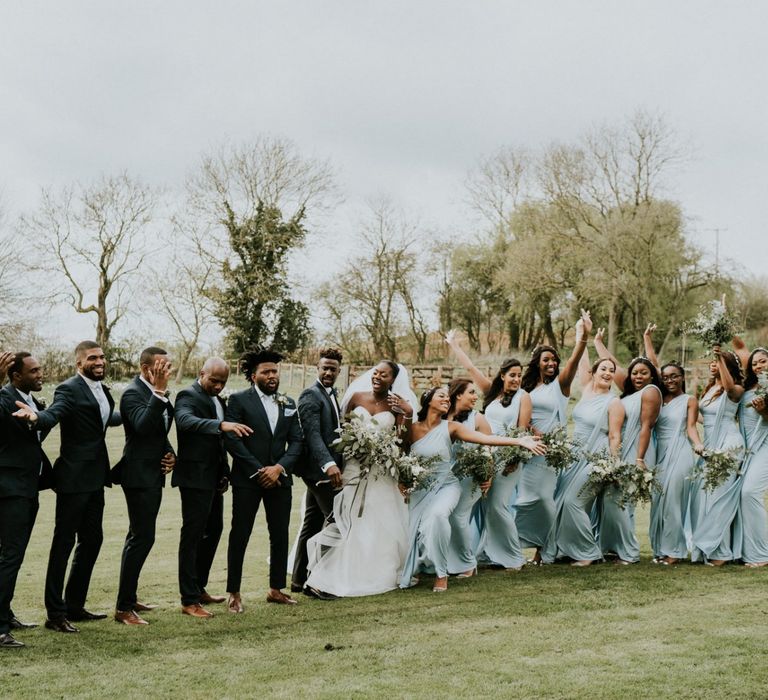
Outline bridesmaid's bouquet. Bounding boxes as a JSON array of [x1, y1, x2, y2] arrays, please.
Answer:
[[754, 372, 768, 401], [541, 425, 580, 473], [579, 450, 624, 501], [618, 462, 661, 508], [689, 448, 742, 492], [684, 299, 739, 347], [452, 444, 498, 494], [333, 414, 402, 480], [395, 453, 438, 495], [494, 427, 531, 475], [579, 451, 658, 507]]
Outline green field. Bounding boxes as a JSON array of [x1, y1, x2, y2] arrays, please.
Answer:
[[3, 376, 768, 698]]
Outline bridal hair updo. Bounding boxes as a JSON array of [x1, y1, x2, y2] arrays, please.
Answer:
[[700, 350, 743, 404], [521, 345, 561, 393], [483, 358, 523, 412], [660, 362, 688, 396], [620, 357, 662, 398], [378, 360, 400, 379], [744, 347, 768, 391], [240, 346, 284, 383]]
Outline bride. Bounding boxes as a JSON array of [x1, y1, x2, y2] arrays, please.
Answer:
[[304, 360, 418, 597]]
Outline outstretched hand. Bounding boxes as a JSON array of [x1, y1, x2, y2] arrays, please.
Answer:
[[0, 351, 14, 379], [579, 309, 593, 335], [520, 435, 547, 456], [444, 329, 458, 346], [594, 327, 606, 344], [644, 323, 657, 338], [12, 401, 38, 423], [221, 421, 253, 438]]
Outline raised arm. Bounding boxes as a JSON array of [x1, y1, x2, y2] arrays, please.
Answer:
[[445, 330, 492, 394], [593, 327, 627, 389], [558, 309, 592, 396], [714, 346, 744, 403], [643, 323, 660, 372], [578, 324, 593, 389], [607, 398, 625, 458]]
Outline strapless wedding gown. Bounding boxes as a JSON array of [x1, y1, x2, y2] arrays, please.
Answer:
[[305, 406, 410, 596]]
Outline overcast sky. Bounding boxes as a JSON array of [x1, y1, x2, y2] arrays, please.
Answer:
[[2, 1, 765, 343]]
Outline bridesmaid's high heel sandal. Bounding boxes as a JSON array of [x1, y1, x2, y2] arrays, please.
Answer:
[[570, 560, 592, 567], [456, 568, 477, 579], [745, 562, 768, 568], [705, 559, 727, 567], [432, 577, 448, 592], [661, 557, 680, 566]]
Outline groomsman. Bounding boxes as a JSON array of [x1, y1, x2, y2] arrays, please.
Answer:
[[291, 347, 344, 598], [173, 357, 252, 618], [113, 347, 175, 626], [0, 353, 56, 648], [224, 347, 303, 611], [44, 341, 121, 633]]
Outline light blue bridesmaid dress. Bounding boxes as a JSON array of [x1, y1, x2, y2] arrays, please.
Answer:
[[400, 421, 462, 587], [473, 392, 526, 569], [733, 390, 768, 562], [515, 381, 568, 549], [594, 384, 660, 563], [689, 388, 744, 562], [446, 411, 482, 574], [541, 393, 615, 564], [649, 394, 696, 560]]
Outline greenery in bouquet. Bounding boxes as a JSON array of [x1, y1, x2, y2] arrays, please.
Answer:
[[541, 425, 580, 473], [754, 371, 768, 401], [579, 450, 624, 501], [396, 452, 439, 494], [333, 413, 402, 480], [618, 461, 661, 508], [494, 426, 532, 475], [453, 443, 499, 494], [689, 447, 742, 492], [580, 450, 660, 507], [684, 299, 739, 349]]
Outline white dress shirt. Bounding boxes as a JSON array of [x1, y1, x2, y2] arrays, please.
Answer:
[[255, 385, 279, 433], [17, 388, 43, 471], [78, 372, 111, 427]]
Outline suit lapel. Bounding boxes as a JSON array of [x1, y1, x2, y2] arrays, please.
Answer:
[[315, 382, 340, 429], [75, 375, 104, 424], [249, 387, 272, 434], [193, 382, 217, 419]]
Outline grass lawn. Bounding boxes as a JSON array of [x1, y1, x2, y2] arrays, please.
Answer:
[[3, 376, 768, 698]]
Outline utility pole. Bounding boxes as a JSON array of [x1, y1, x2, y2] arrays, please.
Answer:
[[706, 228, 726, 278]]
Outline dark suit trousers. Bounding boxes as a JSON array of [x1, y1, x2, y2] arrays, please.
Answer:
[[291, 479, 336, 588], [0, 496, 38, 634], [227, 485, 291, 592], [116, 487, 162, 611], [45, 490, 105, 618], [178, 488, 222, 605]]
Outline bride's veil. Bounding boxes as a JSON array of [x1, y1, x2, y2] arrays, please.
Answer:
[[340, 363, 419, 416]]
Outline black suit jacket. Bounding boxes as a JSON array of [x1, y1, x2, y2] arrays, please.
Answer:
[[114, 376, 174, 489], [0, 385, 54, 498], [46, 374, 120, 494], [224, 386, 303, 490], [294, 381, 343, 483], [172, 381, 229, 490]]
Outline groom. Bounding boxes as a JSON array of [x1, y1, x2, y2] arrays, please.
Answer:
[[291, 348, 344, 598]]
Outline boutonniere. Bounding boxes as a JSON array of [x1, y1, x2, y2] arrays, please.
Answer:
[[275, 393, 291, 407], [36, 397, 47, 409]]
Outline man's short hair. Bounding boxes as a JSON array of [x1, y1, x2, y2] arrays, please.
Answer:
[[8, 352, 31, 380], [140, 346, 168, 366], [318, 347, 343, 364], [240, 346, 284, 381], [75, 340, 101, 358]]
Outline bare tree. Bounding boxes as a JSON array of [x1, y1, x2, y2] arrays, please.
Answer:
[[0, 199, 22, 324], [20, 173, 159, 348]]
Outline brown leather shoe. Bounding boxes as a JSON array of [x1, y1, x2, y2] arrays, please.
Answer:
[[181, 604, 214, 619], [199, 592, 227, 605], [133, 602, 158, 612], [227, 593, 244, 614], [266, 589, 297, 605], [114, 610, 149, 626]]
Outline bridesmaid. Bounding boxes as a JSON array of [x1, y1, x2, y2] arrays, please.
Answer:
[[642, 325, 702, 564], [542, 347, 625, 566], [593, 331, 662, 564], [689, 348, 745, 564], [400, 387, 545, 592], [733, 347, 768, 566], [443, 378, 493, 577], [517, 310, 593, 563]]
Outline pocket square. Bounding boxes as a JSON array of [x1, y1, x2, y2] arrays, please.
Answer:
[[284, 408, 297, 417]]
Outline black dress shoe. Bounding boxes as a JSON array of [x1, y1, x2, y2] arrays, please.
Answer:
[[303, 586, 339, 601], [0, 632, 25, 648], [67, 609, 108, 621], [290, 583, 304, 593], [44, 618, 79, 634], [9, 617, 38, 630]]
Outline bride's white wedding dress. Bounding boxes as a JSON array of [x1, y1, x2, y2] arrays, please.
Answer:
[[305, 406, 410, 597]]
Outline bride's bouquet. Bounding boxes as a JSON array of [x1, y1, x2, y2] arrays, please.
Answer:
[[689, 447, 742, 492], [684, 299, 739, 347], [333, 413, 401, 480], [494, 427, 532, 475], [453, 443, 498, 495], [579, 450, 660, 508], [540, 425, 580, 473]]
